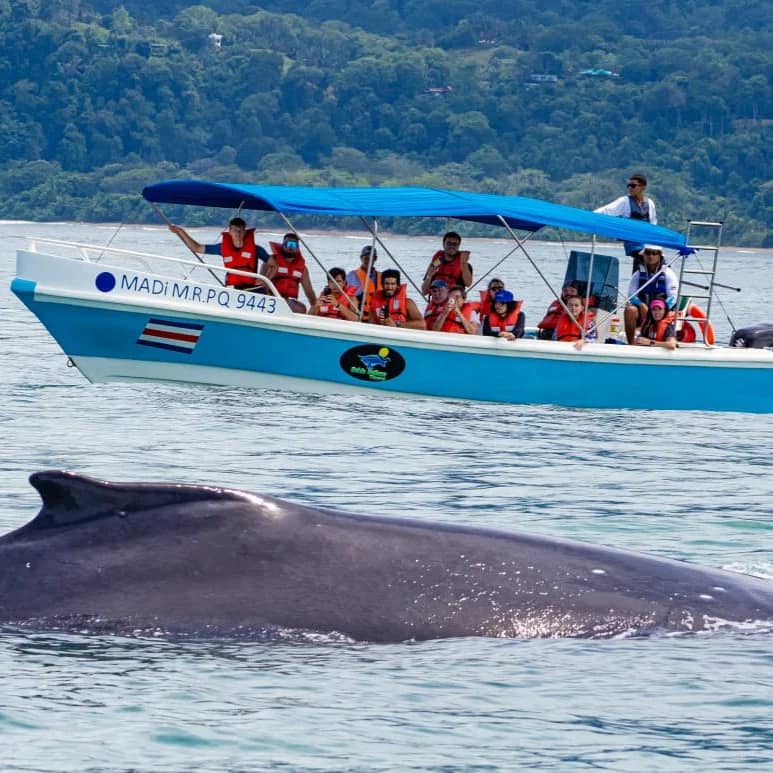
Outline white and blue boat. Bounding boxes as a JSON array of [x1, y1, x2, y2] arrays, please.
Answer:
[[11, 181, 773, 413]]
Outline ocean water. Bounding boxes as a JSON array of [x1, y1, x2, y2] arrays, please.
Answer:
[[1, 222, 772, 771]]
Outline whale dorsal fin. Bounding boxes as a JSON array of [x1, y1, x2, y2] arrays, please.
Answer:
[[24, 470, 247, 530]]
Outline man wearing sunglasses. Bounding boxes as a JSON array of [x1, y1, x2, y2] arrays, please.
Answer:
[[624, 245, 678, 345], [169, 218, 270, 290], [262, 233, 317, 313], [594, 173, 658, 272]]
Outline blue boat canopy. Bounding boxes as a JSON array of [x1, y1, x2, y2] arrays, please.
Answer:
[[143, 180, 687, 250]]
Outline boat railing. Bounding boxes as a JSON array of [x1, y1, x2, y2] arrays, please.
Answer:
[[24, 237, 279, 295]]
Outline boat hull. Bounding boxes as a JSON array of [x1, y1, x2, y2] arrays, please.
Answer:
[[12, 249, 773, 412]]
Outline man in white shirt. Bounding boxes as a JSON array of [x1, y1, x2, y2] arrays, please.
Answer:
[[595, 173, 657, 272]]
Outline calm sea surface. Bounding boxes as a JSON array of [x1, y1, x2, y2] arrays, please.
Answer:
[[1, 222, 772, 771]]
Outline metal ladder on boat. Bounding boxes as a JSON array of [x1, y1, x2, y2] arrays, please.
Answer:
[[676, 219, 723, 344]]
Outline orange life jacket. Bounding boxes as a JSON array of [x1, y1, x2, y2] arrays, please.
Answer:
[[269, 241, 306, 300], [430, 249, 470, 288], [537, 299, 563, 331], [440, 302, 476, 333], [221, 229, 258, 287], [353, 267, 381, 321], [486, 301, 523, 336], [317, 287, 358, 319], [368, 284, 408, 324], [641, 311, 675, 341], [554, 309, 595, 342], [423, 299, 444, 329]]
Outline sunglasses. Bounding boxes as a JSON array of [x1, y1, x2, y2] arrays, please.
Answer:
[[627, 182, 640, 189], [490, 285, 504, 292], [284, 240, 299, 249], [643, 249, 661, 256]]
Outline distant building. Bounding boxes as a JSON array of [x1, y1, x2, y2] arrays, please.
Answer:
[[424, 86, 453, 95], [529, 74, 559, 83], [579, 68, 619, 78], [208, 33, 223, 49]]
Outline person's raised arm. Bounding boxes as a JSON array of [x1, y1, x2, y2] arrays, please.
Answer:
[[169, 224, 205, 254]]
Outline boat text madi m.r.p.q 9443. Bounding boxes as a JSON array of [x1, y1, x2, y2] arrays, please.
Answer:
[[11, 182, 773, 413]]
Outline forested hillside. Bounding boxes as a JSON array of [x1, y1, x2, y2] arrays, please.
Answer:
[[1, 0, 770, 243]]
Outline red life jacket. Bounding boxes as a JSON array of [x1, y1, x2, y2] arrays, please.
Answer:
[[423, 299, 445, 329], [317, 287, 358, 319], [554, 309, 595, 341], [221, 229, 258, 287], [440, 302, 476, 333], [269, 241, 306, 300], [537, 299, 563, 330], [368, 284, 408, 323], [478, 290, 494, 319], [353, 267, 381, 321], [430, 249, 470, 288], [486, 301, 523, 335], [641, 311, 676, 341]]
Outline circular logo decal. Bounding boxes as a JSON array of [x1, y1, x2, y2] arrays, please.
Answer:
[[340, 344, 406, 382], [95, 272, 116, 292]]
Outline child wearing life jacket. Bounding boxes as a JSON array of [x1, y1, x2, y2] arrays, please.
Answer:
[[553, 296, 596, 344], [482, 290, 525, 341], [635, 298, 677, 350]]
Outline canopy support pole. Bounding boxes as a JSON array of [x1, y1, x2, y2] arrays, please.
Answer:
[[358, 216, 424, 298], [148, 200, 225, 287], [495, 215, 582, 332], [277, 212, 338, 290]]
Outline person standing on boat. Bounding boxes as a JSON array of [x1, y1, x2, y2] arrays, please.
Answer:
[[309, 267, 360, 321], [594, 174, 657, 272], [482, 290, 525, 340], [169, 218, 270, 290], [346, 245, 381, 321], [367, 269, 426, 330], [420, 232, 473, 296], [635, 298, 677, 350], [261, 233, 317, 314], [624, 245, 678, 345]]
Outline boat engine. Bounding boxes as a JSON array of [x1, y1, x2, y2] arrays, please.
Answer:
[[730, 323, 773, 349]]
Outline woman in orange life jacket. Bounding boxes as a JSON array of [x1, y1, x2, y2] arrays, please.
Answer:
[[553, 295, 596, 348], [420, 231, 473, 296], [537, 282, 579, 340], [368, 269, 426, 330], [482, 290, 525, 341], [309, 267, 360, 321], [634, 297, 677, 350], [431, 285, 479, 335], [168, 218, 270, 290], [261, 232, 317, 313]]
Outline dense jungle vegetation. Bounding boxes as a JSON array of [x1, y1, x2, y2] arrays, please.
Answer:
[[0, 0, 770, 243]]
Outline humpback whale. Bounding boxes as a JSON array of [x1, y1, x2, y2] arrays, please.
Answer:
[[0, 471, 771, 641]]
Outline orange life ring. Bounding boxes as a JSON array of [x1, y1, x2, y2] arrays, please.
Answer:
[[679, 303, 715, 345]]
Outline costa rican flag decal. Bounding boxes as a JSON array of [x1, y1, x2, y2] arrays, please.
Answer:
[[137, 318, 204, 354]]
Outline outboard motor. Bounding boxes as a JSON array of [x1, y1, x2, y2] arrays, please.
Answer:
[[730, 323, 773, 349]]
